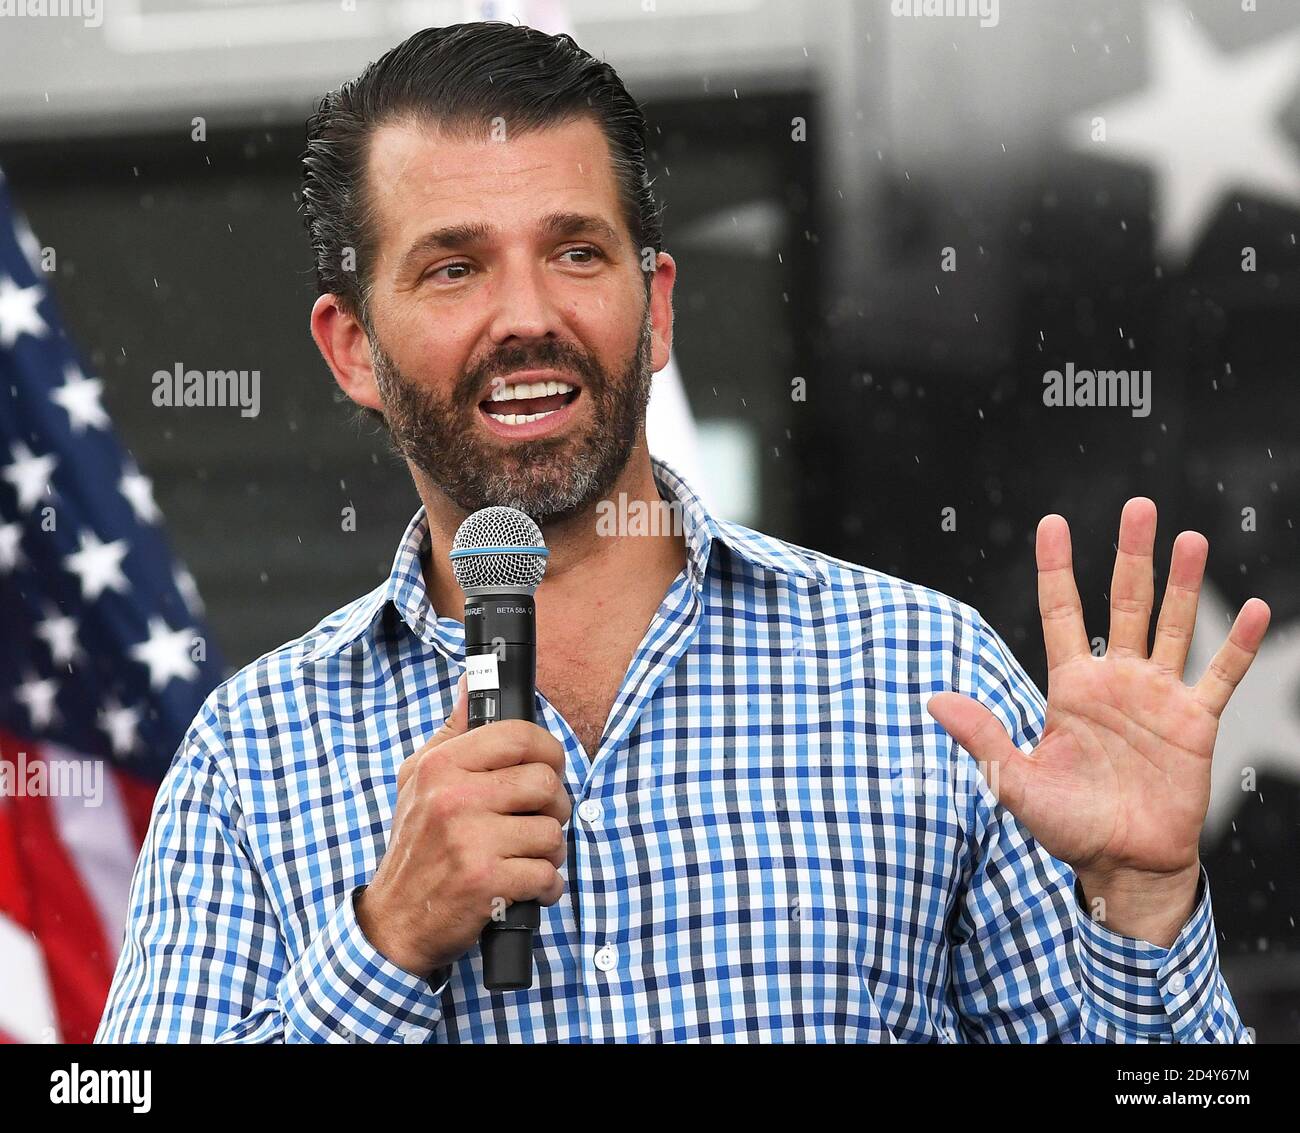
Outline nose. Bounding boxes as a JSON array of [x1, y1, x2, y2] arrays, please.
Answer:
[[487, 255, 564, 346]]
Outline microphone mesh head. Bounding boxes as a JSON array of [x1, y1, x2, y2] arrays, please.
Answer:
[[450, 506, 548, 591]]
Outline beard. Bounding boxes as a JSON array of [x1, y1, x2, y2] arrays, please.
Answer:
[[369, 306, 654, 526]]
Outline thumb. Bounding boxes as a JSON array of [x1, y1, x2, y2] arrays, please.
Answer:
[[925, 692, 1029, 811], [399, 674, 469, 791], [431, 672, 469, 745]]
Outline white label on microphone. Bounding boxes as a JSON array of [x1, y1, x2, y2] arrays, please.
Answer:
[[465, 653, 500, 692]]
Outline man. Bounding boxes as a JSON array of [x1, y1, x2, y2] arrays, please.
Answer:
[[96, 22, 1270, 1043]]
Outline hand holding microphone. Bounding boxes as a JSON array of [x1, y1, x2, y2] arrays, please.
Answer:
[[356, 507, 565, 989], [355, 673, 569, 982]]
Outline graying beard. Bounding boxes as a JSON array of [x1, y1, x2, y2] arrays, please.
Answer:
[[477, 455, 603, 517], [369, 317, 650, 523]]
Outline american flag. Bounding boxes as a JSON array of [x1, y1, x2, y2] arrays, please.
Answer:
[[0, 164, 224, 1043]]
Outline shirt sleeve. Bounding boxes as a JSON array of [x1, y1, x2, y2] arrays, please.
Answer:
[[94, 726, 452, 1044], [945, 614, 1251, 1044]]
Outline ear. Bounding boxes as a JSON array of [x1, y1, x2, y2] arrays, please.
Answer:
[[310, 292, 384, 412], [647, 251, 676, 374]]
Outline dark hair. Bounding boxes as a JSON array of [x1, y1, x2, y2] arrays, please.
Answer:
[[300, 21, 663, 340]]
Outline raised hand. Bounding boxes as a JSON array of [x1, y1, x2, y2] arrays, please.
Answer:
[[926, 499, 1271, 946]]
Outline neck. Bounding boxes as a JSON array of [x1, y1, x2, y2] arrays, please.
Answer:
[[417, 442, 687, 629]]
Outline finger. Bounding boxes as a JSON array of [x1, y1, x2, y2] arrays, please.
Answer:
[[482, 763, 571, 822], [495, 814, 568, 868], [1191, 598, 1271, 718], [399, 673, 467, 791], [1036, 514, 1090, 672], [1149, 531, 1208, 678], [497, 857, 565, 907], [926, 692, 1032, 815], [1106, 497, 1157, 658], [437, 718, 567, 775]]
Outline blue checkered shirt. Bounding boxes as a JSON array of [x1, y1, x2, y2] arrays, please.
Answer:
[[96, 457, 1247, 1043]]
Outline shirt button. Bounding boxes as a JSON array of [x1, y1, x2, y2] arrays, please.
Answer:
[[400, 1027, 423, 1044], [578, 799, 603, 824], [594, 944, 618, 972], [1167, 972, 1186, 995]]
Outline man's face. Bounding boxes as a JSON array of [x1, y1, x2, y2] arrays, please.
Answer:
[[355, 114, 666, 525]]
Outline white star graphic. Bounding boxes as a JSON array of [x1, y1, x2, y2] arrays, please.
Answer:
[[0, 275, 47, 348], [1189, 582, 1300, 843], [129, 617, 199, 690], [63, 530, 130, 602], [98, 697, 142, 758], [0, 521, 22, 572], [1068, 2, 1300, 263], [120, 465, 161, 525], [51, 363, 109, 433], [35, 608, 81, 669], [15, 675, 59, 730], [2, 442, 57, 513]]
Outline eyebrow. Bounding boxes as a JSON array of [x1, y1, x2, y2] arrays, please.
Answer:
[[396, 211, 622, 279]]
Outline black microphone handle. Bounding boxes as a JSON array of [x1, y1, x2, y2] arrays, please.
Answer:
[[464, 592, 540, 992]]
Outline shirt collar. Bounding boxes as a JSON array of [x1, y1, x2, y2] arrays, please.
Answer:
[[301, 455, 822, 666], [647, 455, 824, 586]]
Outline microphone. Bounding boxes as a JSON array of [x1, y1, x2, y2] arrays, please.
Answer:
[[449, 506, 549, 991]]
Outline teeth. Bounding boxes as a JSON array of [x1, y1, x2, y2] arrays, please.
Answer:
[[488, 379, 575, 402], [484, 407, 561, 426]]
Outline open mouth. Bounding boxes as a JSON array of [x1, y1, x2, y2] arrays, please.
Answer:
[[478, 377, 582, 438]]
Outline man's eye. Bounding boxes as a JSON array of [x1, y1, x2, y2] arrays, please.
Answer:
[[562, 246, 603, 265], [431, 263, 472, 282]]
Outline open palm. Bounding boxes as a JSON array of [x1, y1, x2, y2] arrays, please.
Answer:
[[927, 499, 1271, 883]]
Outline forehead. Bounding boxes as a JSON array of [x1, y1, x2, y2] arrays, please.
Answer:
[[365, 114, 626, 256]]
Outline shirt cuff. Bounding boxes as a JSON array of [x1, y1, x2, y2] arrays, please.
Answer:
[[1072, 864, 1236, 1042], [280, 884, 451, 1043]]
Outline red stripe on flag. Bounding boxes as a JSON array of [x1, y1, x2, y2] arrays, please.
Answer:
[[2, 732, 115, 1043], [0, 798, 34, 931], [114, 764, 162, 847]]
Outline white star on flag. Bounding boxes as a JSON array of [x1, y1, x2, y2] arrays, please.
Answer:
[[98, 697, 142, 758], [174, 564, 204, 616], [15, 674, 59, 730], [51, 363, 110, 433], [35, 608, 81, 669], [120, 465, 161, 525], [0, 274, 47, 348], [12, 210, 45, 276], [129, 616, 199, 690], [2, 442, 58, 513], [0, 520, 22, 572], [1068, 2, 1300, 263], [63, 529, 130, 601]]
